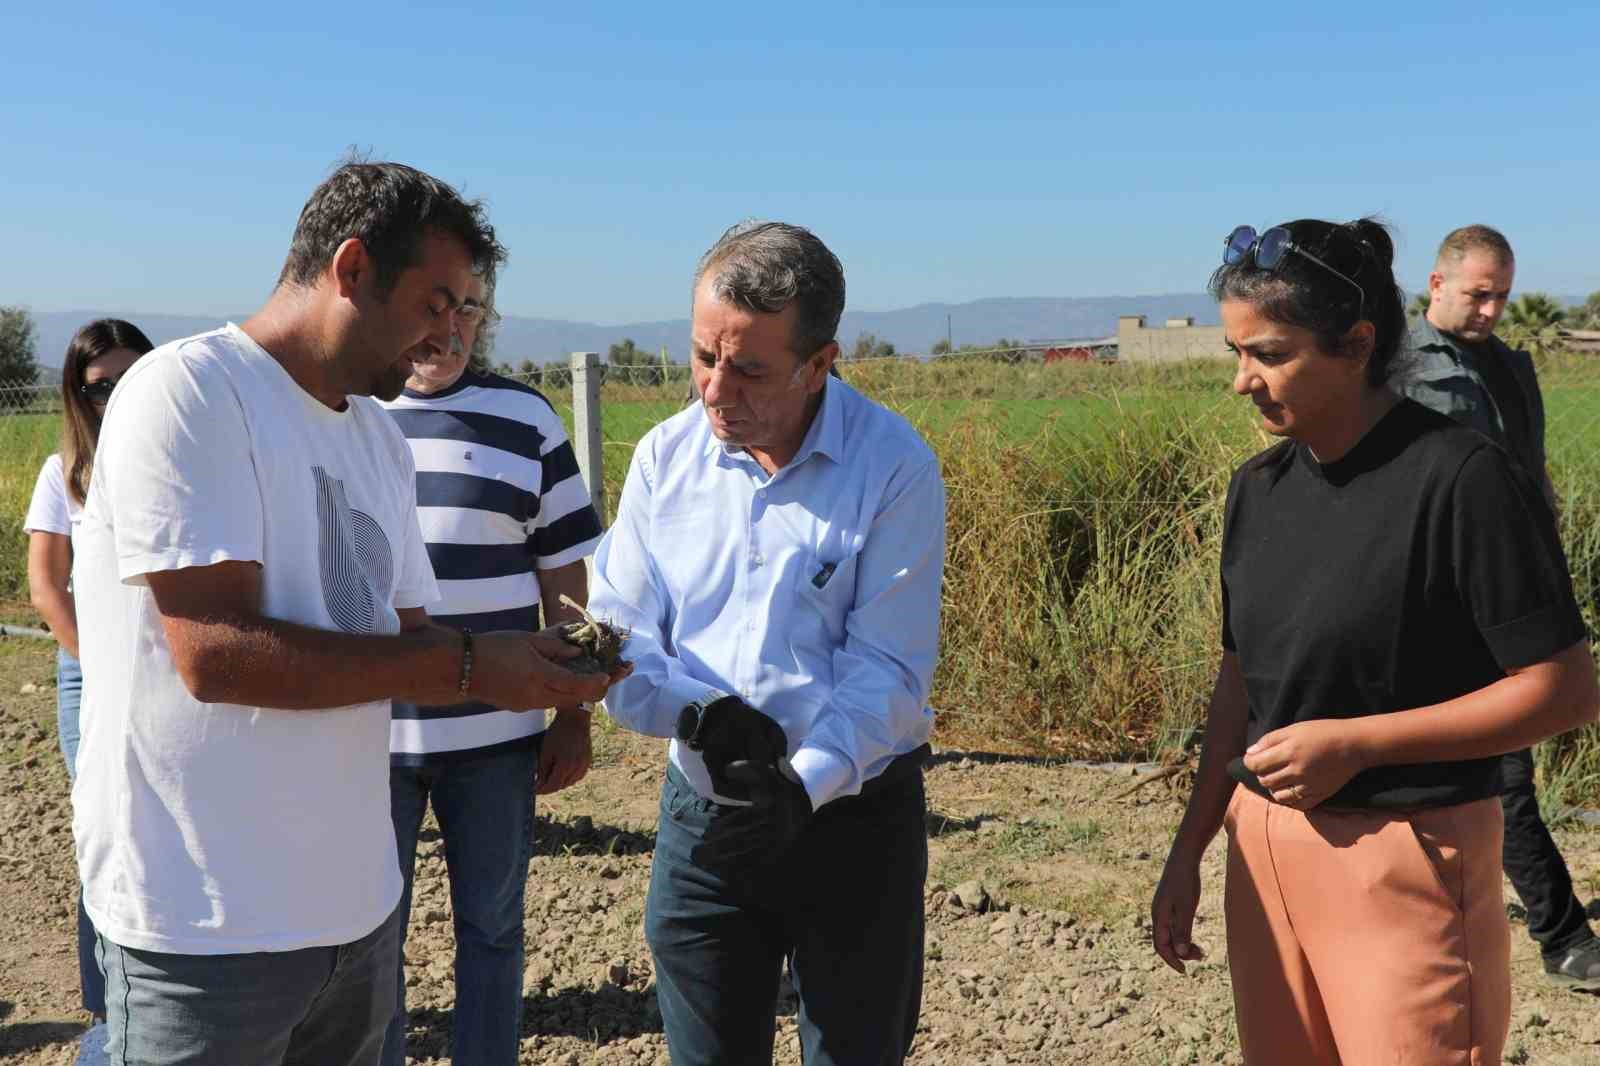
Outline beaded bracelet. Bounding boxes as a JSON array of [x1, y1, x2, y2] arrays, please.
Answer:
[[457, 629, 474, 697]]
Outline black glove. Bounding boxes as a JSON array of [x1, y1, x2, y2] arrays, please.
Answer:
[[676, 695, 788, 800], [690, 760, 814, 869]]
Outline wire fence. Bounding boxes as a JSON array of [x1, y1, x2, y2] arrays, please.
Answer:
[[0, 379, 58, 415], [0, 342, 1122, 415]]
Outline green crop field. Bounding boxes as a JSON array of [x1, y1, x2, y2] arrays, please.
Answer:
[[0, 413, 58, 601]]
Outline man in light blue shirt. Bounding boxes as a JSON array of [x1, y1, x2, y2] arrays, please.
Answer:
[[590, 221, 945, 1065]]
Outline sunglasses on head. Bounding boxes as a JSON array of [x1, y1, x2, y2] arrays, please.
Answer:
[[1223, 225, 1366, 322], [79, 376, 122, 403]]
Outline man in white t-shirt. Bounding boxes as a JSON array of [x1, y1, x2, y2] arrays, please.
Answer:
[[70, 160, 624, 1066]]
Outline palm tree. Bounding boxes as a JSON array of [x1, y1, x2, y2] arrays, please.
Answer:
[[1505, 293, 1566, 330], [1501, 293, 1567, 357]]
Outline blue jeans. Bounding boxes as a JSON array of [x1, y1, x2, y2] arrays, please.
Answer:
[[97, 906, 400, 1066], [57, 647, 105, 1017], [383, 740, 541, 1066], [58, 645, 84, 775], [645, 761, 928, 1066]]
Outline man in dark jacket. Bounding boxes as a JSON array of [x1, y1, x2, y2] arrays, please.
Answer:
[[1400, 223, 1599, 988]]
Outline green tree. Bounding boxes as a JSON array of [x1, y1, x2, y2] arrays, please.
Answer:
[[542, 361, 573, 390], [929, 338, 953, 356], [0, 307, 40, 395], [985, 337, 1028, 365], [848, 332, 896, 361], [1407, 293, 1431, 321], [1567, 291, 1600, 331], [1501, 292, 1567, 357], [608, 337, 664, 386]]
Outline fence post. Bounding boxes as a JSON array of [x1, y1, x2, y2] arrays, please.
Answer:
[[570, 351, 605, 526]]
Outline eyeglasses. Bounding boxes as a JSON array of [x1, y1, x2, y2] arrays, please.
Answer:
[[79, 376, 122, 404], [455, 303, 485, 326], [1223, 225, 1366, 322]]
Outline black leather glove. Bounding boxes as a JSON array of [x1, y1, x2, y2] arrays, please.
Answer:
[[690, 760, 814, 869], [676, 695, 788, 800]]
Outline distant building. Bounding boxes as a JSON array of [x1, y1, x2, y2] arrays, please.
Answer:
[[1116, 315, 1229, 363], [1029, 338, 1117, 363], [1042, 346, 1096, 364]]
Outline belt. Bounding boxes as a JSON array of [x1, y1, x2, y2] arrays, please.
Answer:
[[857, 743, 931, 798], [668, 744, 930, 808]]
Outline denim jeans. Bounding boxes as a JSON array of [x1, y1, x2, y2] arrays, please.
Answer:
[[97, 906, 400, 1066], [383, 740, 540, 1066], [57, 647, 105, 1017], [645, 761, 928, 1066], [1501, 747, 1594, 956], [58, 645, 84, 776]]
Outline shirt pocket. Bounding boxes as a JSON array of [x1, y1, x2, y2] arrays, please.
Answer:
[[796, 548, 860, 643]]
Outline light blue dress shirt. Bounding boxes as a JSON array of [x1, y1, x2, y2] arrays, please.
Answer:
[[589, 376, 945, 808]]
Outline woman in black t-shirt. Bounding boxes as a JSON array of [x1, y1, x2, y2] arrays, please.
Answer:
[[1149, 218, 1597, 1065]]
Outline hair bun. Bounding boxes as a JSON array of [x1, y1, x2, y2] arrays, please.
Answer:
[[1346, 218, 1395, 268]]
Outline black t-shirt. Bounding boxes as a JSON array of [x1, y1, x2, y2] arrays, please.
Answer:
[[1221, 400, 1586, 809]]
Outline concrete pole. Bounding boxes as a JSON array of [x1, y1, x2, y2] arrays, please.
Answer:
[[569, 351, 605, 526]]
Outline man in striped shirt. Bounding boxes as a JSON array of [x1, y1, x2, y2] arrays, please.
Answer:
[[378, 272, 604, 1066]]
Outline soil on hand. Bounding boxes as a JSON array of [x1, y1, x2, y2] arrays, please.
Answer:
[[4, 637, 1599, 1064]]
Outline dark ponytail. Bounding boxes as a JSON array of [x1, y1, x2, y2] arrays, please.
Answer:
[[1209, 217, 1408, 386]]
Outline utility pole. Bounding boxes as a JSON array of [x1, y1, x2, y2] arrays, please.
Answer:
[[570, 352, 604, 525], [946, 313, 952, 351]]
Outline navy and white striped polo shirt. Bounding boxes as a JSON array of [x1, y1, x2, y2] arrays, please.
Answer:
[[380, 370, 603, 765]]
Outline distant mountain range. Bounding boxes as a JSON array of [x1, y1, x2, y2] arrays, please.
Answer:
[[25, 295, 1223, 369], [24, 288, 1599, 369]]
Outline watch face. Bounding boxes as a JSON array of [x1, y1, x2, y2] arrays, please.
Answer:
[[675, 704, 702, 747]]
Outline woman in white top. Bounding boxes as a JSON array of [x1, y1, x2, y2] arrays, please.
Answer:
[[23, 317, 152, 1049]]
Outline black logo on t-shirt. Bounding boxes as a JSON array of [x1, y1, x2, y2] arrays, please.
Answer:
[[311, 466, 393, 633]]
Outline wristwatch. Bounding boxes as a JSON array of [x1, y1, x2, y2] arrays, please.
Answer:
[[676, 698, 718, 751]]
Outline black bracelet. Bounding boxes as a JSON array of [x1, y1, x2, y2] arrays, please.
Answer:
[[457, 629, 474, 697]]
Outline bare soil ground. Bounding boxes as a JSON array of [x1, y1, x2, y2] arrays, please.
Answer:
[[4, 634, 1600, 1064]]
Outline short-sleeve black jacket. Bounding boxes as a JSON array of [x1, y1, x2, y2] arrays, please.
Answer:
[[1222, 400, 1585, 809]]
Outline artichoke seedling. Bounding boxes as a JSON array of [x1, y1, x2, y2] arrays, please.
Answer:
[[556, 594, 630, 674]]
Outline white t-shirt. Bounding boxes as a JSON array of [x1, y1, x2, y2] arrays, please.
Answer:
[[72, 324, 438, 955], [23, 453, 80, 540]]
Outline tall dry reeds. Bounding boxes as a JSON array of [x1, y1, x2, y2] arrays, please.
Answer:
[[4, 355, 1599, 800], [930, 395, 1249, 757]]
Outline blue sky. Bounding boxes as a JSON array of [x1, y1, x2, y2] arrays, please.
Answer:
[[2, 1, 1596, 323]]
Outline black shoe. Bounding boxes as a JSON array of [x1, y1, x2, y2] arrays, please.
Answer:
[[1543, 935, 1600, 988]]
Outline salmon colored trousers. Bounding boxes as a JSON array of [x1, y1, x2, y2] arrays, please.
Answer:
[[1223, 785, 1510, 1066]]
